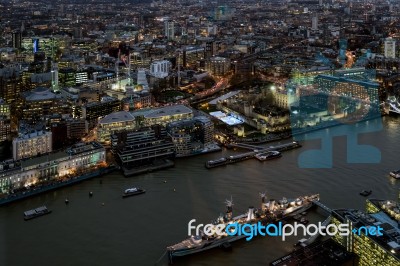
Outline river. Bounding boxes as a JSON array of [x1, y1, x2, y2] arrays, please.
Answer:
[[1, 116, 399, 266]]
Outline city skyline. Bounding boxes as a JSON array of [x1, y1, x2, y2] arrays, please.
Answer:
[[1, 0, 400, 265]]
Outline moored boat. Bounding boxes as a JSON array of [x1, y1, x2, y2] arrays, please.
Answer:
[[122, 187, 146, 198], [390, 170, 400, 179], [24, 206, 51, 221], [205, 158, 227, 168], [167, 192, 319, 259], [255, 151, 282, 161]]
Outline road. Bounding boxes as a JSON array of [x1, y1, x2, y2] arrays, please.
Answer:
[[177, 76, 231, 105]]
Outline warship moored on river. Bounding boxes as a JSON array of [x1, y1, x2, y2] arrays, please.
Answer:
[[167, 192, 320, 260]]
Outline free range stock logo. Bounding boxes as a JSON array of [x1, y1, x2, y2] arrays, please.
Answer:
[[188, 219, 383, 241]]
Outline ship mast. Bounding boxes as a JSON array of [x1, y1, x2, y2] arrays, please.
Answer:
[[260, 191, 266, 212], [225, 197, 233, 220]]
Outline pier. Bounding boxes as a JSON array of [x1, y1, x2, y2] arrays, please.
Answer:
[[312, 200, 332, 214], [205, 141, 301, 168]]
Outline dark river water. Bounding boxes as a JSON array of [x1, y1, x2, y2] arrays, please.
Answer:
[[1, 116, 400, 266]]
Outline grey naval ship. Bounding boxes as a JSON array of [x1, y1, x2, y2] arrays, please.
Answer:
[[167, 193, 320, 260]]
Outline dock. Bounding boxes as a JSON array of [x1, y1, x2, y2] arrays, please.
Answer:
[[205, 141, 301, 168]]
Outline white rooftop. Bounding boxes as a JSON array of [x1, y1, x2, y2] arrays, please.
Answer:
[[99, 111, 135, 124], [144, 105, 193, 119]]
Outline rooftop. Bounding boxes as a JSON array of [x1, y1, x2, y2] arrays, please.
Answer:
[[167, 116, 211, 128], [85, 97, 119, 107], [98, 111, 135, 124], [143, 105, 193, 119], [20, 142, 104, 169], [22, 87, 61, 101], [14, 130, 51, 141]]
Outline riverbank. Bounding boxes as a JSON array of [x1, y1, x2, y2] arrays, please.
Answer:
[[175, 145, 222, 158], [0, 165, 117, 206], [291, 113, 383, 137], [234, 113, 384, 146], [122, 159, 175, 177]]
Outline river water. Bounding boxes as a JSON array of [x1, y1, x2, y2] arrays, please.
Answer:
[[1, 116, 400, 266]]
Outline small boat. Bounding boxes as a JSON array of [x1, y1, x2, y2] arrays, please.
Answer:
[[359, 190, 372, 197], [122, 187, 146, 198], [390, 170, 400, 179], [24, 206, 52, 221], [205, 158, 228, 168], [255, 151, 282, 161]]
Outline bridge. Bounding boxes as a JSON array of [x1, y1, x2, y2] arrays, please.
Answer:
[[312, 200, 332, 214]]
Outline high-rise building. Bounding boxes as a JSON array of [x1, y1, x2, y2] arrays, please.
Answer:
[[164, 20, 175, 40], [0, 99, 12, 142], [0, 117, 11, 142], [206, 57, 231, 76], [0, 67, 24, 104], [73, 27, 83, 39], [51, 121, 68, 149], [384, 38, 396, 58], [12, 130, 52, 160], [183, 47, 205, 68], [21, 37, 62, 59], [136, 68, 149, 91], [150, 60, 170, 78], [312, 15, 318, 30], [59, 68, 76, 87], [51, 63, 59, 92], [20, 87, 69, 123], [66, 118, 87, 140], [0, 99, 10, 119], [75, 71, 88, 85], [12, 32, 22, 49]]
